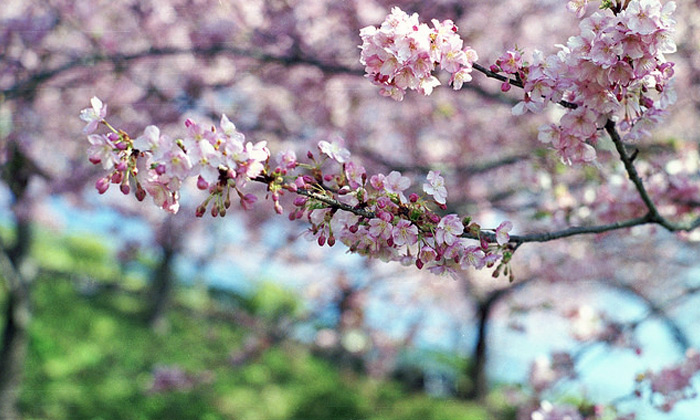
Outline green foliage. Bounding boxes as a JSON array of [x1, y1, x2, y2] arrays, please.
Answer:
[[13, 273, 489, 419], [248, 281, 302, 321], [31, 228, 120, 280]]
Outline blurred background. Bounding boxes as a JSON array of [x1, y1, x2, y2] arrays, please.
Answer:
[[2, 0, 700, 419]]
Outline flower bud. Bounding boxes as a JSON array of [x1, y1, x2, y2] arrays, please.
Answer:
[[490, 64, 500, 73], [111, 171, 123, 184], [197, 176, 209, 190], [500, 81, 511, 92], [317, 234, 326, 247], [116, 161, 128, 172], [135, 185, 147, 201], [96, 177, 110, 194], [409, 193, 419, 203], [196, 205, 206, 217], [120, 183, 130, 195], [155, 163, 166, 175], [328, 235, 336, 247], [415, 259, 424, 269]]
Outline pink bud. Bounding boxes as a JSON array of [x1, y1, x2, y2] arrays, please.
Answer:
[[416, 259, 424, 269], [115, 141, 127, 150], [196, 205, 206, 217], [480, 236, 489, 250], [490, 64, 500, 73], [111, 171, 123, 184], [409, 193, 419, 203], [155, 164, 166, 175], [116, 161, 128, 172], [349, 224, 358, 233], [107, 132, 120, 142], [211, 206, 219, 217], [295, 177, 306, 189], [317, 234, 326, 247], [328, 235, 336, 247], [500, 82, 511, 92], [323, 174, 333, 182], [289, 211, 296, 221], [307, 150, 314, 160], [120, 183, 130, 195], [197, 176, 209, 190], [135, 185, 146, 201], [274, 201, 283, 214], [96, 178, 110, 194], [89, 156, 102, 165], [294, 197, 308, 207], [185, 118, 195, 128]]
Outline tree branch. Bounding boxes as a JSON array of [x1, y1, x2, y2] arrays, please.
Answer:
[[605, 119, 700, 233]]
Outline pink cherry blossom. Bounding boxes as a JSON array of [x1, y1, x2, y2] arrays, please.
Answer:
[[423, 170, 447, 204], [79, 96, 107, 134], [435, 214, 464, 246], [318, 139, 351, 163], [392, 219, 419, 246], [86, 133, 117, 170], [494, 221, 513, 246]]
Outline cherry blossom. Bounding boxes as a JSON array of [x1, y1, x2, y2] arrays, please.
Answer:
[[79, 96, 107, 134], [423, 170, 447, 204]]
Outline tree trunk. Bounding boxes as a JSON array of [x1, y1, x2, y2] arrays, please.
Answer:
[[146, 246, 175, 330], [467, 296, 495, 401], [0, 286, 30, 420], [0, 219, 32, 420]]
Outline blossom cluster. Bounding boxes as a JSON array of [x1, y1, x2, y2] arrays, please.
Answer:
[[635, 349, 700, 412], [494, 0, 677, 164], [359, 7, 478, 101], [81, 98, 513, 278], [82, 97, 270, 215]]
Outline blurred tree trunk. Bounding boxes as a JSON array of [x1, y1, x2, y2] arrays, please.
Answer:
[[0, 220, 32, 420], [146, 245, 175, 330], [467, 293, 498, 401], [465, 278, 533, 401], [0, 144, 36, 419]]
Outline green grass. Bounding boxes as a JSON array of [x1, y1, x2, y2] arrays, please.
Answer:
[[12, 274, 490, 419]]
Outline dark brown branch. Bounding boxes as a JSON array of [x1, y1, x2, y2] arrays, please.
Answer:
[[296, 188, 376, 219], [605, 119, 700, 233]]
